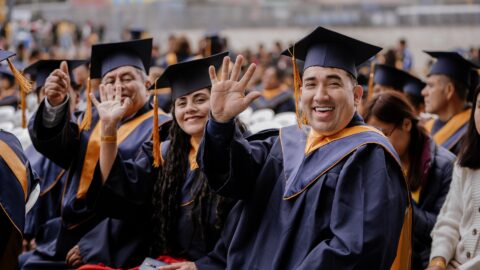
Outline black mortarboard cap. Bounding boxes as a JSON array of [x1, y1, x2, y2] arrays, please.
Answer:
[[425, 51, 479, 86], [90, 38, 152, 79], [0, 50, 15, 63], [373, 64, 408, 91], [23, 60, 87, 91], [280, 26, 382, 78], [403, 73, 426, 97], [153, 51, 228, 100]]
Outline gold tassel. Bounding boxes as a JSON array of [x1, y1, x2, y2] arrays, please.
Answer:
[[152, 80, 161, 167], [288, 45, 303, 128], [367, 62, 375, 101], [79, 78, 92, 131], [7, 59, 32, 128]]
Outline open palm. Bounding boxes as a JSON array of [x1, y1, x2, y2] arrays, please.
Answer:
[[209, 55, 260, 123], [91, 84, 132, 125]]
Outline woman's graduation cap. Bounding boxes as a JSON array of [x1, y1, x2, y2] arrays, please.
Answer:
[[80, 38, 153, 131], [373, 64, 409, 92], [0, 65, 14, 84], [0, 49, 32, 128], [425, 51, 479, 87], [280, 26, 382, 126], [149, 51, 228, 167]]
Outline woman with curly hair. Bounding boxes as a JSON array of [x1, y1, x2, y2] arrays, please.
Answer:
[[91, 52, 239, 269]]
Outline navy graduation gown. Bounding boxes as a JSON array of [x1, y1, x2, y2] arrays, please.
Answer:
[[24, 100, 171, 269], [0, 131, 37, 269], [100, 139, 235, 261], [23, 146, 66, 240], [195, 115, 408, 270]]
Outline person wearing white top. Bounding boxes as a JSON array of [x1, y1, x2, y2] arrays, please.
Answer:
[[428, 85, 480, 270]]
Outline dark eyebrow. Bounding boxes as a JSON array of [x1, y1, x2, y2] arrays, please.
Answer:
[[303, 76, 317, 82], [326, 74, 342, 81]]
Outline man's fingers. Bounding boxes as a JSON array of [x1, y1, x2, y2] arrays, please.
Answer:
[[121, 97, 133, 109], [115, 85, 122, 101], [99, 85, 107, 102], [243, 91, 262, 107], [238, 63, 256, 89], [90, 93, 100, 108], [60, 61, 71, 86], [106, 85, 114, 101], [209, 66, 218, 84], [221, 56, 230, 81], [230, 55, 244, 82]]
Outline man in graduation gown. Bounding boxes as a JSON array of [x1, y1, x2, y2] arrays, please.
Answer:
[[23, 39, 171, 269], [0, 49, 39, 270], [422, 51, 479, 155], [250, 65, 295, 114], [21, 60, 87, 252], [195, 26, 411, 270]]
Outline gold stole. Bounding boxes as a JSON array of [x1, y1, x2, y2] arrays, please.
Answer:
[[76, 110, 154, 198], [305, 125, 384, 154], [425, 109, 471, 145], [262, 87, 284, 100], [0, 140, 28, 200]]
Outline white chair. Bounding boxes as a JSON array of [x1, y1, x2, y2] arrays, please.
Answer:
[[238, 107, 253, 123], [248, 120, 282, 134], [0, 121, 15, 132], [274, 112, 297, 127], [249, 109, 275, 125], [0, 106, 15, 122]]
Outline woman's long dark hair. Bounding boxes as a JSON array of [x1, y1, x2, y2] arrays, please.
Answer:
[[362, 90, 427, 191], [150, 104, 228, 256], [458, 86, 480, 169]]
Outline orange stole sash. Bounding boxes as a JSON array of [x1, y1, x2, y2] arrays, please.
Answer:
[[305, 125, 384, 154], [0, 140, 28, 200], [76, 110, 154, 198], [427, 109, 471, 145]]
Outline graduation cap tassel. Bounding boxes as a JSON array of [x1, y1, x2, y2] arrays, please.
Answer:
[[289, 46, 303, 128], [80, 78, 92, 131], [7, 59, 32, 128], [367, 62, 375, 101], [152, 81, 161, 168]]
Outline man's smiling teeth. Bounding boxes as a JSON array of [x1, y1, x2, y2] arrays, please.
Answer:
[[313, 106, 334, 112]]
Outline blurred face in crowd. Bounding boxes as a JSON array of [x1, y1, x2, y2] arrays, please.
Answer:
[[367, 116, 412, 159], [73, 65, 89, 86], [301, 66, 362, 135], [422, 74, 449, 114], [101, 66, 150, 118], [0, 77, 14, 91], [174, 88, 210, 139], [262, 67, 280, 90]]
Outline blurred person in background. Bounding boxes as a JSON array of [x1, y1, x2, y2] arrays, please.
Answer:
[[0, 65, 19, 109], [422, 51, 478, 155], [363, 90, 455, 270], [398, 38, 413, 72], [250, 64, 295, 113], [427, 85, 480, 270]]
